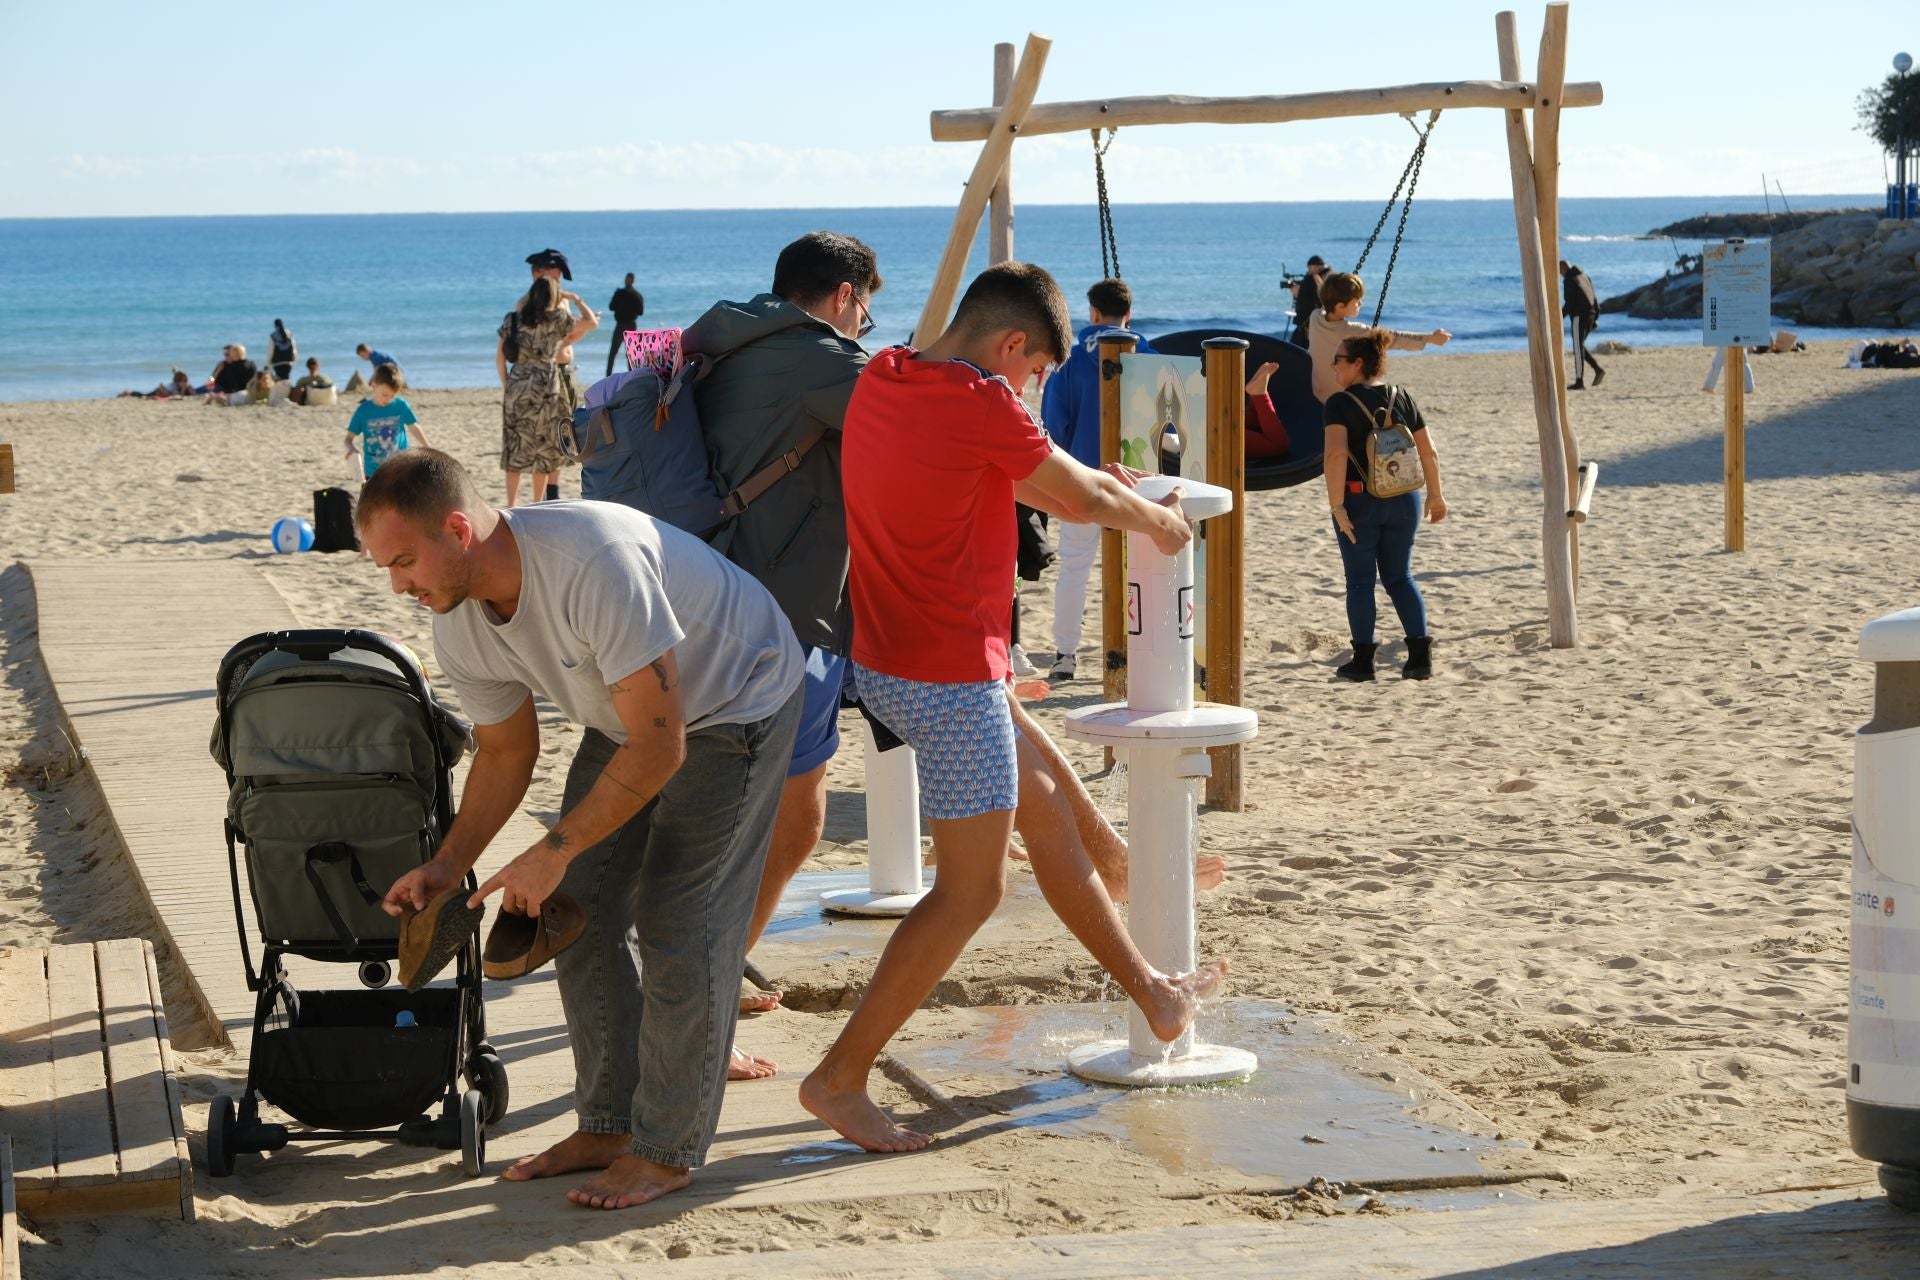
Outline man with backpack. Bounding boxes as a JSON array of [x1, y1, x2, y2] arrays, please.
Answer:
[[681, 232, 877, 1063], [1560, 259, 1605, 389]]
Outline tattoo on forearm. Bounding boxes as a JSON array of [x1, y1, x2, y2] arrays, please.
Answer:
[[648, 659, 672, 692], [543, 829, 570, 852], [652, 716, 667, 728]]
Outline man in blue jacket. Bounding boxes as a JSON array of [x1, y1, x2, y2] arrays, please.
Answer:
[[1039, 278, 1152, 681]]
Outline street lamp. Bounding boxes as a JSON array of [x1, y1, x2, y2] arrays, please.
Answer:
[[1899, 52, 1913, 219]]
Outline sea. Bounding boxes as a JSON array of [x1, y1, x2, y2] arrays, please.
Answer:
[[0, 195, 1888, 403]]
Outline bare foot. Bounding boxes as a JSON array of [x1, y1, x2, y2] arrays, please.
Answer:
[[739, 990, 782, 1015], [729, 1045, 778, 1080], [1138, 959, 1230, 1042], [501, 1130, 629, 1182], [798, 1068, 932, 1153], [567, 1154, 691, 1210], [1106, 855, 1230, 904]]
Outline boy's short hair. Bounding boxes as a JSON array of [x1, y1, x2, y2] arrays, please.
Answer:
[[1087, 278, 1132, 320], [356, 448, 482, 530], [772, 232, 883, 306], [305, 357, 319, 370], [370, 363, 404, 390], [951, 262, 1071, 363], [355, 342, 371, 356], [1319, 272, 1365, 312]]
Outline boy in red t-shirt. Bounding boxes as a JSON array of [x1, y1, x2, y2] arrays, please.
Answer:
[[803, 263, 1228, 1154]]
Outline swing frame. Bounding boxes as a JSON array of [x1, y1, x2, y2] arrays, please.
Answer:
[[921, 6, 1599, 659]]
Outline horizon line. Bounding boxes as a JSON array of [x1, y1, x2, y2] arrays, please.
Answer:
[[0, 193, 1885, 224]]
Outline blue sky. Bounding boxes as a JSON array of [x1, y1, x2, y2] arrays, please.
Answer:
[[2, 1, 1903, 217]]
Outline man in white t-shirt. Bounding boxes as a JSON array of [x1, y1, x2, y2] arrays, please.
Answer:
[[360, 449, 803, 1211]]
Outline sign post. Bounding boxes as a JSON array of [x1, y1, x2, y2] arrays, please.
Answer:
[[1702, 238, 1771, 552]]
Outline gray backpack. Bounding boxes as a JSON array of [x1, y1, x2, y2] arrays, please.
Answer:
[[211, 634, 469, 952]]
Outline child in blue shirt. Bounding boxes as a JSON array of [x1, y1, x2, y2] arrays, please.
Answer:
[[344, 364, 428, 479]]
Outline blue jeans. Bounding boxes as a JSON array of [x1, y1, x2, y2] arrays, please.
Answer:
[[1332, 489, 1428, 646], [551, 687, 801, 1169]]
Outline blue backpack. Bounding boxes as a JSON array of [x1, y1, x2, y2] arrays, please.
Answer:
[[572, 360, 727, 537], [572, 356, 828, 542]]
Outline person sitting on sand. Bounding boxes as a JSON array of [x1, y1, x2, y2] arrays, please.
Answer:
[[207, 344, 257, 402], [802, 262, 1228, 1155], [289, 357, 332, 406], [344, 364, 428, 478], [369, 449, 804, 1212], [1323, 331, 1446, 682], [1307, 273, 1449, 403], [119, 369, 197, 399]]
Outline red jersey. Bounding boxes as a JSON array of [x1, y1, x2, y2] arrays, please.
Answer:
[[844, 348, 1055, 682]]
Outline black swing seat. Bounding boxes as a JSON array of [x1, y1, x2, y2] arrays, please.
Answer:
[[1147, 329, 1324, 491]]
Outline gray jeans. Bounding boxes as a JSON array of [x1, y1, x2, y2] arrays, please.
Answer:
[[553, 689, 801, 1168]]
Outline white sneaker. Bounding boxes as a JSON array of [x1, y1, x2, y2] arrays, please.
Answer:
[[1008, 644, 1040, 678], [1047, 650, 1077, 680]]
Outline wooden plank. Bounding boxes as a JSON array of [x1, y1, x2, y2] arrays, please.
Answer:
[[1725, 345, 1746, 552], [0, 443, 13, 495], [1, 1135, 18, 1280], [1495, 10, 1578, 649], [94, 941, 179, 1182], [0, 949, 54, 1180], [912, 32, 1052, 346], [931, 78, 1605, 140], [43, 945, 117, 1187], [141, 940, 195, 1223], [15, 1177, 179, 1221]]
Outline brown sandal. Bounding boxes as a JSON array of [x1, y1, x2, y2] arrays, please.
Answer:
[[481, 892, 586, 980], [398, 885, 486, 992]]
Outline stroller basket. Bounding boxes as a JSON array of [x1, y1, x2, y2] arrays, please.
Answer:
[[255, 986, 462, 1131]]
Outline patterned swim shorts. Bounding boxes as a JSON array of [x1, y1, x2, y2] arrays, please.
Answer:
[[850, 664, 1017, 820]]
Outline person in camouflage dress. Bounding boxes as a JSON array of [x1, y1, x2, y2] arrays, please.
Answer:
[[496, 276, 598, 506]]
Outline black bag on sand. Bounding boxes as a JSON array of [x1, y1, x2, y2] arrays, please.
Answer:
[[312, 487, 359, 553]]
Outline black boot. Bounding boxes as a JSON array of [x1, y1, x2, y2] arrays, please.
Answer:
[[1336, 642, 1377, 682], [1403, 636, 1432, 681]]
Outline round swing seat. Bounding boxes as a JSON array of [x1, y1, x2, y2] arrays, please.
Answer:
[[1147, 329, 1323, 491]]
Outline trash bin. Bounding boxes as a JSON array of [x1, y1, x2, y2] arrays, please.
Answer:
[[1850, 607, 1920, 1210]]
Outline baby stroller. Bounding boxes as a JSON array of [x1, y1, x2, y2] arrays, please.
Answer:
[[206, 629, 506, 1178]]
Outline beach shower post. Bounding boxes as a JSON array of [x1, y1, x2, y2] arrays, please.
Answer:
[[820, 723, 928, 917], [1849, 607, 1920, 1211], [1064, 473, 1258, 1087]]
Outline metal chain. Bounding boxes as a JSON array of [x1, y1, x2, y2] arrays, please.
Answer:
[[1092, 128, 1121, 280], [1354, 111, 1440, 326]]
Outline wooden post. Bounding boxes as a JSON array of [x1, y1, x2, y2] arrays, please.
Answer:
[[989, 42, 1015, 265], [913, 32, 1051, 346], [1098, 332, 1137, 769], [0, 444, 12, 495], [1725, 345, 1746, 552], [1532, 2, 1581, 589], [1496, 10, 1578, 649], [1203, 338, 1247, 812]]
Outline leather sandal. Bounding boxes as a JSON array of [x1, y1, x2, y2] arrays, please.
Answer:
[[482, 892, 587, 980], [398, 885, 486, 992]]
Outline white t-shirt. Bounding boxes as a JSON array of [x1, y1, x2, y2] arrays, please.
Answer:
[[431, 502, 802, 741]]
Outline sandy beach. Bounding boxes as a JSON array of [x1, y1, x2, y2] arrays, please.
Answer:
[[3, 340, 1918, 1272]]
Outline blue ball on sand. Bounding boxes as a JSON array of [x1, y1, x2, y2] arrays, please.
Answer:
[[270, 517, 315, 553]]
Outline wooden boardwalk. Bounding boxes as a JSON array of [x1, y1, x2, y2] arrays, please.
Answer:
[[28, 559, 304, 1048], [25, 558, 998, 1219]]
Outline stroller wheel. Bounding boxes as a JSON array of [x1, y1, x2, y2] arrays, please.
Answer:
[[208, 1095, 237, 1178], [459, 1089, 487, 1177], [468, 1051, 509, 1126], [358, 960, 392, 989]]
